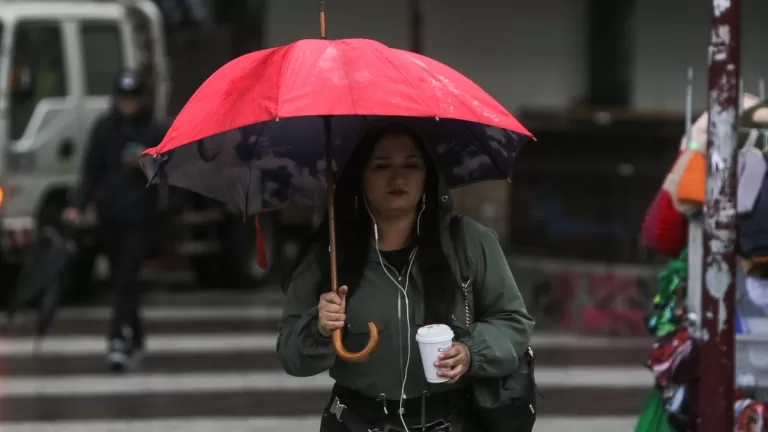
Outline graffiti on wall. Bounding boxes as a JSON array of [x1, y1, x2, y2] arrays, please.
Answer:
[[513, 258, 658, 336]]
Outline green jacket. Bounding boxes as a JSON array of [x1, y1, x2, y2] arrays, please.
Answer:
[[276, 181, 534, 400]]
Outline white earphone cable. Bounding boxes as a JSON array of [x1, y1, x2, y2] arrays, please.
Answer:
[[364, 194, 425, 432]]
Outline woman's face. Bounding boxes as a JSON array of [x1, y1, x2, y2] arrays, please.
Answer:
[[362, 133, 426, 217]]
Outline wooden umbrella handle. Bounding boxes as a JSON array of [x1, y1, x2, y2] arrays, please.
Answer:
[[332, 323, 379, 362], [322, 115, 380, 362]]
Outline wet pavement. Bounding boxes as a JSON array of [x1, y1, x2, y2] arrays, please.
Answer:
[[0, 288, 651, 430]]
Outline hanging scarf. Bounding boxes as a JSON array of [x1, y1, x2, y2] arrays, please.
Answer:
[[647, 250, 688, 338]]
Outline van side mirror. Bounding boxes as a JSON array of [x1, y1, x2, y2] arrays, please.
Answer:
[[10, 65, 35, 99]]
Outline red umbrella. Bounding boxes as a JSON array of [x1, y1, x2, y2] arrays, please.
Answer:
[[141, 10, 533, 362], [147, 42, 530, 157]]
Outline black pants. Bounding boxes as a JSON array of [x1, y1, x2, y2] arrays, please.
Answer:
[[102, 222, 147, 344], [319, 385, 479, 432]]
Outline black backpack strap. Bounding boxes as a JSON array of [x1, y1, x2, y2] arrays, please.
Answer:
[[449, 214, 471, 282], [450, 215, 537, 367]]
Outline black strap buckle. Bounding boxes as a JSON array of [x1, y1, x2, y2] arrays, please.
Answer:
[[329, 396, 379, 431], [330, 397, 347, 422]]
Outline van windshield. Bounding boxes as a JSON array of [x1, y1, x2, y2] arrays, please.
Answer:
[[8, 21, 68, 140]]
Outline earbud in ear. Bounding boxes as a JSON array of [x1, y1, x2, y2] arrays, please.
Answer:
[[374, 223, 379, 240], [421, 193, 426, 209]]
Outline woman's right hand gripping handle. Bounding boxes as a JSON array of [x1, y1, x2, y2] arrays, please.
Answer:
[[317, 285, 348, 337]]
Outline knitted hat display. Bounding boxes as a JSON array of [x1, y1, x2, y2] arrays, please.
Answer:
[[739, 100, 768, 129], [675, 149, 706, 209], [663, 151, 699, 214], [654, 189, 688, 257], [668, 94, 761, 215]]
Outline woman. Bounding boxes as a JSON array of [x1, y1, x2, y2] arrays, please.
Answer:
[[277, 123, 534, 432]]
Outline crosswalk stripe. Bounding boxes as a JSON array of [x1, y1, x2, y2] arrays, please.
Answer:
[[0, 367, 652, 397], [0, 334, 277, 355], [0, 332, 650, 356], [1, 317, 280, 337], [9, 305, 284, 322], [0, 416, 640, 431], [0, 388, 648, 420], [141, 288, 288, 306], [0, 348, 647, 377], [0, 351, 283, 376]]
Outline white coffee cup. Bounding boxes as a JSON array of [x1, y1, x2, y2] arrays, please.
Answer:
[[415, 324, 455, 383]]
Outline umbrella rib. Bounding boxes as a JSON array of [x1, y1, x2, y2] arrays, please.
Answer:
[[336, 44, 361, 115], [375, 46, 437, 116], [275, 42, 300, 119], [414, 55, 507, 128]]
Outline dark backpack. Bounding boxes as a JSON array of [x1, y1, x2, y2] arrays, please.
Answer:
[[449, 214, 537, 432]]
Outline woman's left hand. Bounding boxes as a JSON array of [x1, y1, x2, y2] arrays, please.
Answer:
[[435, 342, 471, 383]]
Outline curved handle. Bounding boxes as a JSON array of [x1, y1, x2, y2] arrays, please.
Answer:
[[332, 322, 379, 362]]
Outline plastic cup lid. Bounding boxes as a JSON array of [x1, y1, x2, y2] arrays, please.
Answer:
[[416, 324, 454, 343]]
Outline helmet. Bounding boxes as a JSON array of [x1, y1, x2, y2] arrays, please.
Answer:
[[113, 69, 144, 97]]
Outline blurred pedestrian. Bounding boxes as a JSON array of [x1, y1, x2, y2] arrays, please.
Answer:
[[63, 69, 167, 372]]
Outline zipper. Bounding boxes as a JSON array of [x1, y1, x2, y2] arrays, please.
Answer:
[[381, 248, 417, 396], [461, 279, 472, 328], [385, 262, 409, 393]]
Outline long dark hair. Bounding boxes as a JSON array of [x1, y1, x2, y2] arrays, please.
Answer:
[[282, 123, 460, 325]]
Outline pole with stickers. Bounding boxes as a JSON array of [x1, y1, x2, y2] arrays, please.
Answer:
[[696, 0, 741, 430]]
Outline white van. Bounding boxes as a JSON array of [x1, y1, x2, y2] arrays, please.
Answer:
[[0, 0, 169, 273]]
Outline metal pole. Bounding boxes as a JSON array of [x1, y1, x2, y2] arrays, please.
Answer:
[[685, 67, 704, 333], [409, 0, 423, 54], [698, 0, 741, 430]]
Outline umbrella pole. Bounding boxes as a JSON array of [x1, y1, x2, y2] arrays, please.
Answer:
[[322, 115, 379, 362], [319, 0, 326, 39]]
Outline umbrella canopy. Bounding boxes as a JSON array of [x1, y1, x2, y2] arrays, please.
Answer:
[[140, 38, 533, 215]]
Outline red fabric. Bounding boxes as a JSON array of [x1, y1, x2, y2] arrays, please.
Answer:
[[735, 400, 767, 432], [641, 189, 663, 250], [654, 190, 687, 257], [646, 326, 696, 388], [143, 38, 532, 156], [255, 215, 267, 269]]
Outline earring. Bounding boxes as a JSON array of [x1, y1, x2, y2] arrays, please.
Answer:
[[355, 195, 358, 211]]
